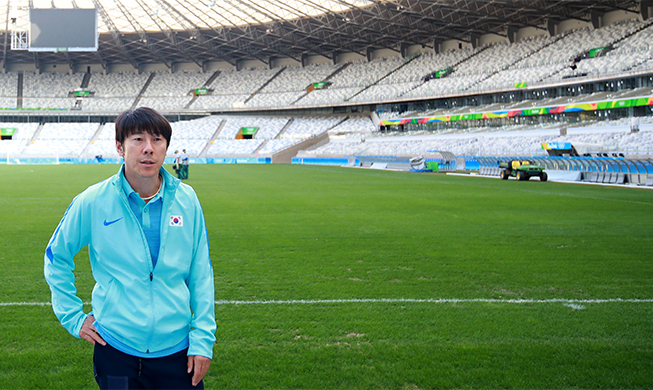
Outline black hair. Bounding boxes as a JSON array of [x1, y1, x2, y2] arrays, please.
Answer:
[[115, 107, 172, 149]]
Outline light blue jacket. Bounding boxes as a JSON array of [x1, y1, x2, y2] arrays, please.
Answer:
[[44, 166, 216, 359]]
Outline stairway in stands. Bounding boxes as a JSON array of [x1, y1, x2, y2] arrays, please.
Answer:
[[291, 62, 350, 105], [185, 70, 222, 109], [346, 54, 422, 102], [130, 73, 156, 110]]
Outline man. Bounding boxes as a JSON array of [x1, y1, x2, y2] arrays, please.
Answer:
[[44, 107, 215, 389], [173, 149, 181, 178], [180, 148, 190, 180]]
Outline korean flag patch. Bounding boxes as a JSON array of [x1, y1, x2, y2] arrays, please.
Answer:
[[170, 215, 183, 227]]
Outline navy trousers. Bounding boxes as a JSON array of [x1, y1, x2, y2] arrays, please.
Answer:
[[93, 343, 203, 390]]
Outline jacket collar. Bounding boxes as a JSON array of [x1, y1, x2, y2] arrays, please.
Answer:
[[111, 165, 181, 195]]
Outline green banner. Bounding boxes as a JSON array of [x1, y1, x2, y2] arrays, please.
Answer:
[[0, 127, 16, 136], [435, 68, 452, 78], [523, 108, 549, 116], [74, 90, 90, 97], [194, 88, 210, 96], [379, 96, 653, 126], [241, 127, 258, 136], [589, 47, 608, 58]]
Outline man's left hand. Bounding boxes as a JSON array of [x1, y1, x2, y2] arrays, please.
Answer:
[[187, 355, 211, 387]]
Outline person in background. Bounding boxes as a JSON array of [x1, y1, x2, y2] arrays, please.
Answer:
[[180, 148, 190, 180], [44, 107, 215, 389], [175, 149, 182, 179]]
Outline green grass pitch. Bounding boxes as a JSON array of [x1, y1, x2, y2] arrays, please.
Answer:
[[1, 164, 652, 389]]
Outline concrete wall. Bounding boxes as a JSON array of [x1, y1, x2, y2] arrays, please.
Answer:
[[107, 63, 139, 74], [479, 33, 508, 46], [516, 26, 549, 41], [172, 62, 202, 73], [4, 62, 39, 73], [368, 48, 400, 61], [270, 57, 300, 69], [73, 64, 106, 74], [237, 59, 268, 71], [404, 44, 434, 57], [603, 10, 640, 25], [441, 39, 472, 52], [303, 55, 332, 66], [39, 63, 72, 73], [203, 61, 236, 72], [557, 19, 592, 35], [335, 51, 365, 64], [140, 63, 171, 73]]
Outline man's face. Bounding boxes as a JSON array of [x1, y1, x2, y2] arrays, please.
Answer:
[[117, 131, 167, 181]]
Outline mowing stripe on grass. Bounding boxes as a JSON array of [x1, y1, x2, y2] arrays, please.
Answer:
[[0, 197, 62, 200], [214, 298, 653, 305], [305, 166, 653, 205], [4, 298, 653, 307]]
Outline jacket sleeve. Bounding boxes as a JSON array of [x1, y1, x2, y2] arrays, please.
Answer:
[[44, 194, 92, 339], [186, 195, 217, 359]]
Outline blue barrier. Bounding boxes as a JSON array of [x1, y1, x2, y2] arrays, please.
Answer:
[[464, 159, 480, 170], [292, 157, 356, 166], [2, 156, 271, 165], [468, 156, 653, 175], [2, 157, 121, 165], [2, 155, 649, 177], [206, 157, 271, 164]]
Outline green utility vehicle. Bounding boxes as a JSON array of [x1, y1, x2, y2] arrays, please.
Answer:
[[499, 159, 548, 181]]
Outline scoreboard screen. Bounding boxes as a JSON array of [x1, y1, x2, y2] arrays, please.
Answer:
[[29, 8, 98, 52]]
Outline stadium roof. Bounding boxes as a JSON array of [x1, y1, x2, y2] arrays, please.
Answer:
[[0, 0, 645, 70]]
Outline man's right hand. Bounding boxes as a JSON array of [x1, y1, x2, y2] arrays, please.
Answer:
[[80, 315, 107, 346]]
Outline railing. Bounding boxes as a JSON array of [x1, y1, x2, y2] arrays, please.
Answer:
[[473, 156, 653, 175]]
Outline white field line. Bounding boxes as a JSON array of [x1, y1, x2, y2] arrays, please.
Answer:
[[213, 298, 653, 305], [3, 298, 653, 307]]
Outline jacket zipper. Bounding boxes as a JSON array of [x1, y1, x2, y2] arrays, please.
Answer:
[[118, 188, 156, 354]]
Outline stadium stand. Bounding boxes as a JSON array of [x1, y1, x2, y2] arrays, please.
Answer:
[[22, 122, 98, 157], [141, 71, 212, 98], [206, 139, 264, 155], [0, 122, 40, 156], [281, 116, 346, 139], [328, 116, 378, 138], [0, 15, 651, 183], [0, 18, 649, 114], [300, 117, 653, 158]]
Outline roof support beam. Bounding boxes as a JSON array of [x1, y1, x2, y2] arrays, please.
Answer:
[[507, 25, 518, 44], [642, 1, 653, 20], [127, 0, 173, 69], [0, 0, 642, 70], [33, 52, 40, 73], [94, 50, 108, 72], [137, 0, 202, 69], [591, 10, 603, 29], [432, 39, 441, 54], [172, 0, 263, 65], [91, 0, 141, 71], [2, 1, 10, 72], [64, 51, 75, 72], [153, 0, 212, 69], [547, 18, 559, 36], [470, 32, 480, 49], [164, 0, 237, 66]]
